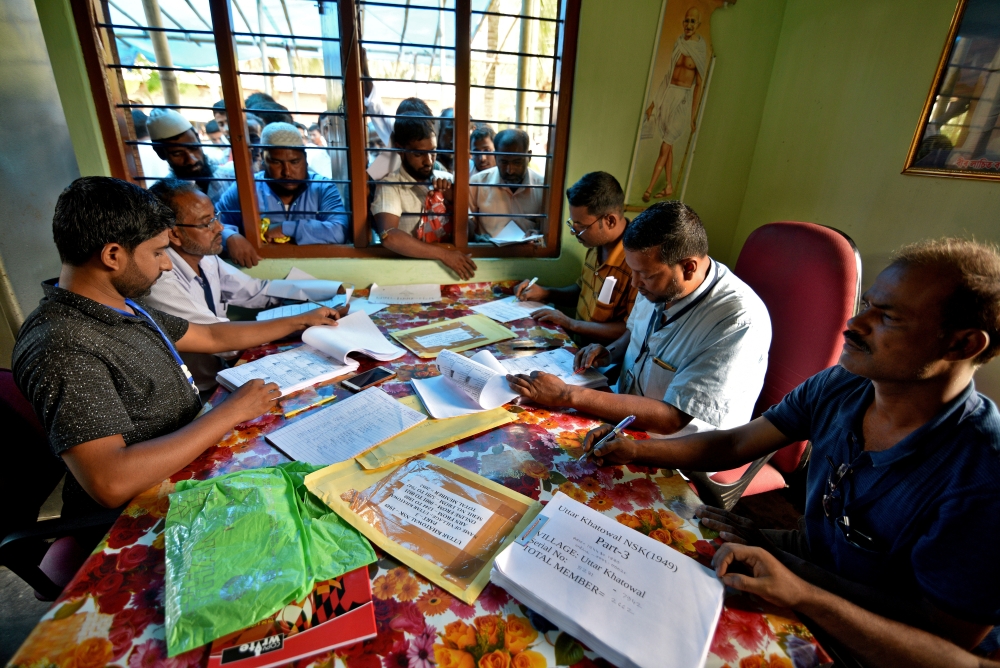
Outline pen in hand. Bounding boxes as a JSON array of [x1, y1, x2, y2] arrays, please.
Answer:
[[518, 277, 538, 301], [583, 415, 636, 462]]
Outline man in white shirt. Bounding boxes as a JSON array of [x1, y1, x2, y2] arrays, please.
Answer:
[[507, 201, 771, 436], [146, 179, 343, 390], [371, 113, 477, 280], [469, 129, 546, 239]]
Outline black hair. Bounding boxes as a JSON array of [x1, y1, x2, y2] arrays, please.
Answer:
[[205, 119, 221, 134], [470, 124, 496, 144], [53, 177, 175, 266], [308, 124, 320, 133], [245, 94, 293, 126], [212, 99, 227, 113], [393, 112, 436, 147], [623, 201, 708, 265], [245, 113, 264, 132], [494, 128, 529, 153], [148, 178, 201, 219], [396, 97, 432, 117], [131, 109, 149, 139], [566, 172, 624, 217], [293, 121, 307, 131]]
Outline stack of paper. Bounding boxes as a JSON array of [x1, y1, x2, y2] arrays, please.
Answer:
[[470, 295, 546, 323], [368, 283, 441, 304], [492, 494, 725, 668], [216, 346, 358, 396], [256, 297, 388, 322], [411, 348, 606, 419], [301, 311, 406, 362], [266, 387, 426, 465], [487, 220, 544, 246]]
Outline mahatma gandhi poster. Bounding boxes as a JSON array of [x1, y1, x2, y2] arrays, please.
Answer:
[[624, 0, 734, 210]]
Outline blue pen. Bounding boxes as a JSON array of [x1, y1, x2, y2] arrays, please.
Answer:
[[584, 415, 636, 461]]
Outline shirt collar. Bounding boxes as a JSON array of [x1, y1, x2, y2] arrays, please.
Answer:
[[485, 167, 541, 195], [847, 378, 981, 466], [598, 236, 628, 270], [165, 247, 202, 283], [661, 258, 717, 320], [40, 280, 142, 326]]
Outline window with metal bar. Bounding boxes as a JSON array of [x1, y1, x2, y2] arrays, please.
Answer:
[[75, 0, 580, 263]]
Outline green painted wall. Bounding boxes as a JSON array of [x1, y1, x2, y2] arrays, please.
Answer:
[[732, 0, 1000, 398]]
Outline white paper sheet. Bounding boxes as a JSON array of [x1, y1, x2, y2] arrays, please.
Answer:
[[263, 279, 343, 301], [414, 328, 475, 348], [255, 295, 345, 321], [488, 220, 544, 246], [265, 387, 426, 465], [491, 493, 725, 668], [410, 349, 517, 418], [302, 311, 406, 362], [379, 475, 495, 550], [215, 345, 358, 396], [368, 283, 442, 304], [470, 295, 546, 323], [500, 348, 607, 388], [285, 267, 317, 280], [344, 298, 388, 317]]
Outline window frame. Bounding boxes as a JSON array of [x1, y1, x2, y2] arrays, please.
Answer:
[[74, 0, 581, 260]]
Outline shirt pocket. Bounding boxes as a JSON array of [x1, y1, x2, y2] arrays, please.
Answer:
[[588, 297, 615, 323], [640, 361, 676, 401]]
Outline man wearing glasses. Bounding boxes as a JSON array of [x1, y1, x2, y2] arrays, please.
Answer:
[[583, 238, 1000, 655], [514, 172, 638, 344], [146, 179, 343, 391], [510, 200, 770, 436]]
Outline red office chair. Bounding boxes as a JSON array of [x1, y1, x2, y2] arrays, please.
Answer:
[[0, 369, 120, 600], [686, 222, 862, 509]]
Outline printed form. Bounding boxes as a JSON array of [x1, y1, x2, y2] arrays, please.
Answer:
[[215, 345, 358, 396], [411, 349, 518, 419], [266, 387, 426, 465], [379, 475, 494, 550], [369, 283, 442, 304], [470, 296, 547, 323]]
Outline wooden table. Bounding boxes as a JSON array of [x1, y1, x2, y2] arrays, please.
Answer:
[[9, 282, 829, 668]]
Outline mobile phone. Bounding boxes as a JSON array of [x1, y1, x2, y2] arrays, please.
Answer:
[[342, 367, 396, 392]]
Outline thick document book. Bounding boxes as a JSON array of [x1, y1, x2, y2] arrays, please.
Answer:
[[491, 493, 725, 668], [205, 567, 376, 668]]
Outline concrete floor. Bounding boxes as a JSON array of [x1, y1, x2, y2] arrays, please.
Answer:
[[0, 567, 52, 665]]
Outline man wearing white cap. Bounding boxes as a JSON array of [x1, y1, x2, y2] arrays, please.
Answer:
[[216, 122, 349, 246], [146, 108, 260, 267]]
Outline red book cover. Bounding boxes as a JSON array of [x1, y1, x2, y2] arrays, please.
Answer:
[[206, 566, 375, 668]]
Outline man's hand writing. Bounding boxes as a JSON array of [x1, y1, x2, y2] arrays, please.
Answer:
[[574, 344, 610, 372], [713, 543, 811, 609], [581, 424, 641, 465], [531, 308, 575, 332], [219, 379, 281, 424], [440, 249, 477, 280], [506, 371, 573, 407], [226, 234, 260, 268], [514, 280, 548, 302], [292, 306, 344, 330]]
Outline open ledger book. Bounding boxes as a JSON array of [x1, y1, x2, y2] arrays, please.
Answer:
[[491, 493, 725, 668], [217, 312, 405, 396], [411, 348, 607, 419]]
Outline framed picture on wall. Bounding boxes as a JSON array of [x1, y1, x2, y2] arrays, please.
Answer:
[[904, 0, 1000, 180]]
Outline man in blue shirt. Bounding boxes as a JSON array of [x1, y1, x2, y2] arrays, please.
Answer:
[[217, 122, 349, 247], [584, 238, 1000, 652]]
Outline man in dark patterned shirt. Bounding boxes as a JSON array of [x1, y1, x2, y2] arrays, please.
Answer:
[[14, 177, 343, 515]]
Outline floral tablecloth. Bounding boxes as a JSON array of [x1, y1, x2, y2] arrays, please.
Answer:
[[9, 282, 829, 668]]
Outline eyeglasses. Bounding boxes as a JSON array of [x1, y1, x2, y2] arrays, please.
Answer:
[[175, 213, 220, 230], [823, 456, 878, 551], [564, 214, 604, 237]]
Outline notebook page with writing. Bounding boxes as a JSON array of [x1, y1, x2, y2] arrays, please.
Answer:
[[302, 311, 405, 362], [410, 350, 517, 419], [216, 345, 358, 396], [469, 296, 546, 323], [500, 348, 607, 388], [266, 387, 426, 465]]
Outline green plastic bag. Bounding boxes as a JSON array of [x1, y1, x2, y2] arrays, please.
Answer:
[[164, 462, 375, 656]]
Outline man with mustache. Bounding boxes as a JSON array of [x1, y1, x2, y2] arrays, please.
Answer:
[[469, 129, 546, 239], [144, 179, 344, 392], [12, 177, 343, 517], [507, 200, 771, 436], [585, 238, 1000, 655]]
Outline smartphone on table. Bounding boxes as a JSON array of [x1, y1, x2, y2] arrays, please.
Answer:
[[342, 367, 397, 392]]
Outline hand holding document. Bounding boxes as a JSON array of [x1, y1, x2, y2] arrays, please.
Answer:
[[256, 297, 388, 321], [216, 345, 358, 396], [368, 283, 442, 304], [470, 295, 547, 323], [266, 387, 426, 465], [487, 220, 544, 246]]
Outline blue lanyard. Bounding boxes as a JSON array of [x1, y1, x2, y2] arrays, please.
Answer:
[[118, 299, 200, 396]]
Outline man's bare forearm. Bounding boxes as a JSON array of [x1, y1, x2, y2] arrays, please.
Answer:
[[382, 228, 449, 262], [199, 317, 316, 352], [566, 319, 626, 344], [564, 386, 690, 434], [797, 585, 992, 668]]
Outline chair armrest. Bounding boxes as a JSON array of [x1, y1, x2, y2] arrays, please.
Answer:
[[683, 453, 775, 510]]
